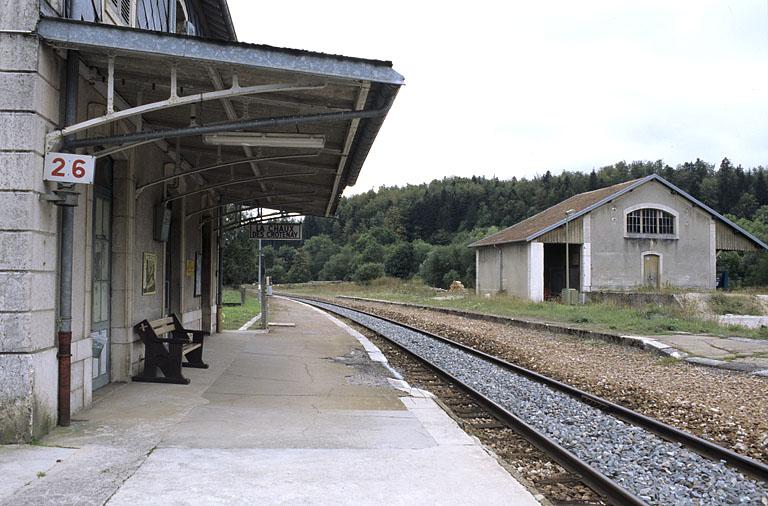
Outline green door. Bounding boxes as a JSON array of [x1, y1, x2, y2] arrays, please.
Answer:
[[643, 254, 660, 289]]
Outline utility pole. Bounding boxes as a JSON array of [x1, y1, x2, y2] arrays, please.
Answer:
[[258, 208, 268, 329], [564, 209, 575, 303]]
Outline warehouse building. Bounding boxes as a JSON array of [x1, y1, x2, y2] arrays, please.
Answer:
[[0, 0, 402, 442], [470, 174, 767, 301]]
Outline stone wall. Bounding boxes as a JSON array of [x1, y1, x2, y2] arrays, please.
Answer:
[[0, 1, 61, 442]]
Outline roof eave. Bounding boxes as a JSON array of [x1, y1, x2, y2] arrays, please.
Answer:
[[36, 17, 405, 85]]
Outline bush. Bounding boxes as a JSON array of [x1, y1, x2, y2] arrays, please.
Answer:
[[319, 247, 358, 281], [353, 262, 385, 284], [419, 243, 474, 289]]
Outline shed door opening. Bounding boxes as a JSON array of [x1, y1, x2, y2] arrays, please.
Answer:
[[643, 254, 661, 288], [543, 243, 580, 300]]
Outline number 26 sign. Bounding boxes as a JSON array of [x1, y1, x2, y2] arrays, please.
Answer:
[[43, 152, 96, 184]]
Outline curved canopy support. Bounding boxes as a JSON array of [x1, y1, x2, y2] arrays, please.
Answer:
[[136, 153, 321, 197]]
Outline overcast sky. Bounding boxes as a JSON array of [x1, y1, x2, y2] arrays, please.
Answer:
[[228, 1, 768, 196]]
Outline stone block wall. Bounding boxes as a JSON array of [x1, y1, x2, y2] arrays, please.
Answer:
[[0, 1, 63, 442]]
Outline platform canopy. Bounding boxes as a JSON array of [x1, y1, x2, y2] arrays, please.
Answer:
[[38, 17, 403, 217]]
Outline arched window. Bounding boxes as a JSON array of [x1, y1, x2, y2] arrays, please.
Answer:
[[626, 208, 675, 236]]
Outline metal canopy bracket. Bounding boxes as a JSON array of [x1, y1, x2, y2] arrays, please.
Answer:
[[135, 153, 321, 198], [161, 171, 318, 204], [44, 51, 327, 153]]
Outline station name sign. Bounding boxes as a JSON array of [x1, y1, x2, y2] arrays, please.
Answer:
[[250, 222, 302, 241]]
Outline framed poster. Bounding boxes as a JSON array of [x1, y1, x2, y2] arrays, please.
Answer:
[[193, 252, 202, 297], [142, 252, 157, 295]]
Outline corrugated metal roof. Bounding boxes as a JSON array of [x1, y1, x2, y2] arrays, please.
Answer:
[[469, 174, 768, 250]]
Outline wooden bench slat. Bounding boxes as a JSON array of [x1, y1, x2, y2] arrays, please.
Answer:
[[153, 323, 178, 336], [150, 317, 174, 328], [183, 343, 202, 353]]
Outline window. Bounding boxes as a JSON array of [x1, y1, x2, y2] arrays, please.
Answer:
[[107, 0, 132, 25], [626, 208, 675, 236]]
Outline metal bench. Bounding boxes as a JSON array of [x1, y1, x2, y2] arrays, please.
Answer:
[[132, 314, 209, 385]]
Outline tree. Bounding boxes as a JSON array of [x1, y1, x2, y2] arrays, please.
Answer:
[[733, 194, 758, 219], [588, 170, 599, 190], [353, 262, 384, 284], [360, 241, 385, 263], [385, 242, 415, 278], [319, 247, 358, 281], [755, 168, 767, 206], [222, 229, 258, 285], [419, 244, 473, 289], [286, 250, 311, 283], [303, 235, 340, 279]]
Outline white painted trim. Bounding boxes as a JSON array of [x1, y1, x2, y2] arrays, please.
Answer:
[[623, 203, 679, 239], [709, 220, 717, 288], [238, 313, 262, 331], [475, 249, 479, 295], [640, 250, 663, 288], [498, 246, 504, 292], [528, 242, 544, 301], [581, 242, 591, 292], [582, 214, 591, 243]]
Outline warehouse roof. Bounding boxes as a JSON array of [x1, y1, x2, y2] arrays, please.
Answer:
[[469, 174, 768, 250]]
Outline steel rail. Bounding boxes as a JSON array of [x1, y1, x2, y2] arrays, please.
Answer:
[[312, 297, 768, 483], [289, 296, 647, 506]]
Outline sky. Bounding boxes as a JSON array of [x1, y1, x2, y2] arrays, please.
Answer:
[[228, 1, 768, 196]]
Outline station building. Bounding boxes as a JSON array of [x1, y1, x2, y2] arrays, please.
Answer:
[[470, 175, 768, 301], [0, 0, 402, 442]]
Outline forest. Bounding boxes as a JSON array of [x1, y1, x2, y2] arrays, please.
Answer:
[[222, 158, 768, 289]]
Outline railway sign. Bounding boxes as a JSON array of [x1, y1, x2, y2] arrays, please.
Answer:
[[43, 152, 96, 184], [250, 222, 302, 241]]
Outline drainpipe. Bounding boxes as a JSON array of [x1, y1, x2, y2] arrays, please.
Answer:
[[56, 51, 80, 427]]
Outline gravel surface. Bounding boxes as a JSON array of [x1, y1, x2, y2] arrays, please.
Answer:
[[322, 297, 768, 466], [305, 299, 768, 506]]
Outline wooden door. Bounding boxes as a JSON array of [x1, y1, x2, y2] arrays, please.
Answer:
[[643, 254, 660, 289]]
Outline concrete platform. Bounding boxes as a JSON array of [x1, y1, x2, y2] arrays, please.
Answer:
[[0, 297, 538, 505]]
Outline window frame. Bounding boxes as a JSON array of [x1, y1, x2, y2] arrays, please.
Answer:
[[104, 0, 135, 27], [623, 204, 679, 239]]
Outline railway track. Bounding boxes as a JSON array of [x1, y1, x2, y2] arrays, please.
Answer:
[[291, 296, 768, 506]]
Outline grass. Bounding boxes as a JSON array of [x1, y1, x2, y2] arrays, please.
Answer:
[[709, 293, 764, 316], [279, 278, 768, 339], [222, 289, 245, 305], [221, 288, 261, 330], [36, 471, 46, 478]]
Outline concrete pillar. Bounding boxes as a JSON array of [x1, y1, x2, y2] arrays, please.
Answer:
[[709, 220, 717, 289], [581, 215, 592, 293], [111, 159, 136, 381], [0, 2, 63, 442], [527, 242, 544, 302]]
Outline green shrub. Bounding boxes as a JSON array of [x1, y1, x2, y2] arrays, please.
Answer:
[[353, 262, 385, 284]]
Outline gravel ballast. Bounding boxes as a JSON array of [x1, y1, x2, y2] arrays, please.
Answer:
[[306, 299, 768, 506]]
